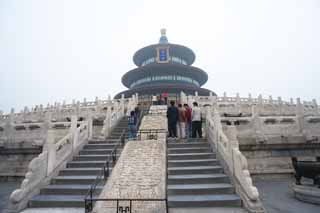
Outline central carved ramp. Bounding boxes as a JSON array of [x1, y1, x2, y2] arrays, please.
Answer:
[[28, 117, 128, 208], [167, 138, 242, 208]]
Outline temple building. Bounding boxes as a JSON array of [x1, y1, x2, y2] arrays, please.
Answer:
[[115, 29, 215, 103]]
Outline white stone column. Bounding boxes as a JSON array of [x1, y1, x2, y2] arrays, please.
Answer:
[[312, 99, 319, 115], [248, 93, 252, 105], [4, 108, 15, 143], [296, 98, 305, 133], [236, 93, 241, 113], [88, 113, 93, 140], [223, 92, 227, 102], [278, 96, 283, 115], [268, 95, 273, 104]]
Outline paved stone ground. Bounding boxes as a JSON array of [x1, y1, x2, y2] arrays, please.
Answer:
[[93, 139, 166, 213], [255, 178, 320, 213], [0, 181, 20, 212]]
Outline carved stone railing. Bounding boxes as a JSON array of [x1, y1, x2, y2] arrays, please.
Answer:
[[206, 107, 264, 212], [8, 116, 93, 213], [101, 94, 138, 138], [186, 94, 319, 117]]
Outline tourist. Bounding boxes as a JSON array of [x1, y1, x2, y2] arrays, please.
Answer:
[[184, 103, 192, 138], [128, 110, 137, 139], [191, 102, 202, 138], [134, 104, 141, 121], [177, 104, 186, 139], [167, 101, 179, 138], [163, 91, 169, 105], [152, 95, 157, 105]]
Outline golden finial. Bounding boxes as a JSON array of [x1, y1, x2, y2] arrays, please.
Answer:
[[160, 28, 166, 36]]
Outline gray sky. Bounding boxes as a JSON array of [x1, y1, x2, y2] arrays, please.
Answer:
[[1, 0, 319, 113]]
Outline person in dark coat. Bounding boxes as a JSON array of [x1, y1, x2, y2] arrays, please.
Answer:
[[167, 101, 179, 138]]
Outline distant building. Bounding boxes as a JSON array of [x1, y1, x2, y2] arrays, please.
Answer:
[[115, 29, 215, 103]]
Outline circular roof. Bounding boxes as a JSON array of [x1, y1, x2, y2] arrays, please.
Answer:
[[121, 63, 208, 88], [133, 43, 196, 66]]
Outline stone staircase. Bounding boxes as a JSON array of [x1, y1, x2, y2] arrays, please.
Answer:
[[28, 117, 129, 208], [167, 138, 242, 208]]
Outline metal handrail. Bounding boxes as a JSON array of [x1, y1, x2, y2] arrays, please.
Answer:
[[84, 198, 168, 213], [84, 129, 126, 212]]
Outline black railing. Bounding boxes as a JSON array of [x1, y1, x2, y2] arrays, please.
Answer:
[[135, 129, 167, 140], [84, 129, 126, 213], [84, 198, 168, 213]]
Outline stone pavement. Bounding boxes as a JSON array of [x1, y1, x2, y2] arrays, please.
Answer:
[[0, 181, 20, 212], [255, 178, 320, 213], [93, 139, 166, 213]]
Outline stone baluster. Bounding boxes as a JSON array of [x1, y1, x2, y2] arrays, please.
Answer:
[[4, 108, 15, 143], [290, 98, 294, 105], [278, 97, 283, 115], [236, 93, 241, 113], [95, 96, 101, 113], [70, 115, 77, 151], [223, 92, 227, 102], [41, 111, 52, 144], [180, 91, 187, 104], [257, 94, 263, 114], [252, 105, 266, 142], [87, 113, 93, 140], [83, 98, 87, 106], [23, 106, 29, 121], [121, 94, 125, 116], [268, 95, 273, 104], [0, 110, 3, 116], [102, 106, 112, 138], [296, 98, 305, 133], [76, 101, 80, 117], [312, 99, 318, 115], [46, 129, 56, 175], [248, 93, 252, 105]]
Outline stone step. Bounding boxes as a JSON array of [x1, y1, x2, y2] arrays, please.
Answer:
[[168, 147, 212, 154], [168, 166, 223, 175], [168, 153, 216, 160], [107, 136, 125, 140], [168, 183, 234, 195], [40, 184, 104, 195], [88, 139, 122, 144], [73, 154, 119, 161], [59, 168, 107, 176], [186, 138, 207, 143], [84, 143, 118, 149], [168, 174, 229, 185], [167, 142, 210, 148], [168, 159, 219, 167], [51, 175, 102, 185], [29, 195, 92, 208], [168, 194, 242, 208], [168, 138, 207, 143], [67, 160, 113, 168], [79, 149, 118, 155]]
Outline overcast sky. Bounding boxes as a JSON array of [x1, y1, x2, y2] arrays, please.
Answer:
[[1, 0, 319, 113]]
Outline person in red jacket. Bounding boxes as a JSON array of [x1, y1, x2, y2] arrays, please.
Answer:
[[184, 103, 192, 138]]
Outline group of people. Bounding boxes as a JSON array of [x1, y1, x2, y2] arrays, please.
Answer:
[[167, 101, 202, 139]]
